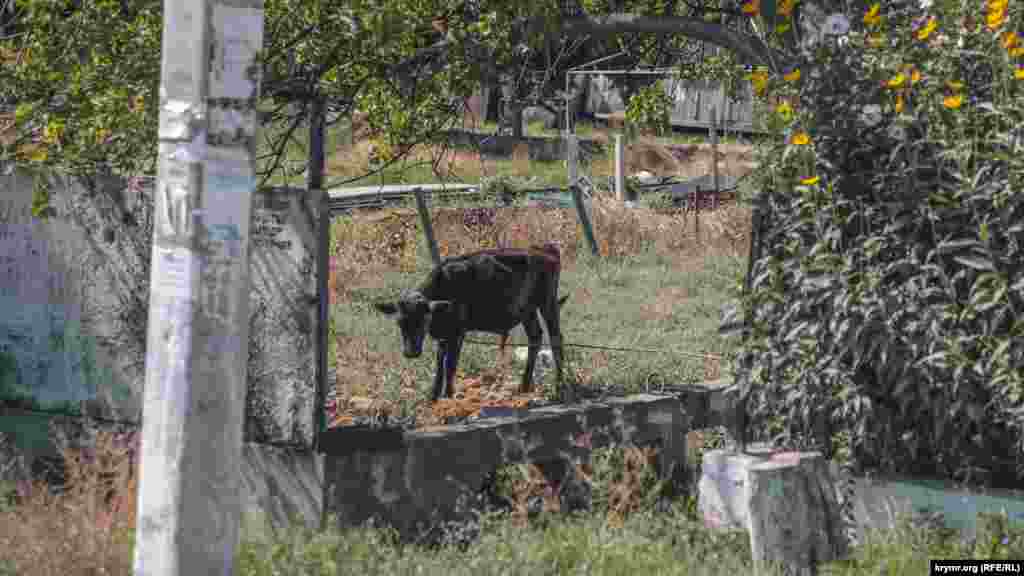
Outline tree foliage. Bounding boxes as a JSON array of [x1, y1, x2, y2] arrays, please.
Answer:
[[0, 0, 795, 185]]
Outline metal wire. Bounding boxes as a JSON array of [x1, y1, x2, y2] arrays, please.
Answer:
[[461, 336, 723, 360]]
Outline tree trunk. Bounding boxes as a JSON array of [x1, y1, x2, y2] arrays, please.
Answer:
[[700, 446, 848, 576]]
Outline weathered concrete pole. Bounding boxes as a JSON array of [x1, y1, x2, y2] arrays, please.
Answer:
[[134, 1, 264, 574]]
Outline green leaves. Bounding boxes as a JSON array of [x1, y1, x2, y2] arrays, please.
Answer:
[[1, 0, 162, 174], [732, 0, 1024, 483], [624, 82, 672, 136]]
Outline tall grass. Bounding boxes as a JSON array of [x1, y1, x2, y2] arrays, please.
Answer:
[[0, 425, 138, 576]]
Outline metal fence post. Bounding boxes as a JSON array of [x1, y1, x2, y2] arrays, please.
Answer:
[[614, 134, 625, 202], [567, 134, 578, 186], [571, 185, 599, 256], [711, 105, 721, 210], [135, 1, 264, 574], [413, 188, 441, 266], [309, 97, 327, 455], [694, 185, 701, 243]]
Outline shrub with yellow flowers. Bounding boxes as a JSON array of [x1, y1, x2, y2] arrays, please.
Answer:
[[726, 0, 1024, 487]]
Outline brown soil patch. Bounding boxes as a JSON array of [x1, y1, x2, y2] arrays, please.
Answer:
[[624, 142, 682, 176], [640, 286, 691, 321]]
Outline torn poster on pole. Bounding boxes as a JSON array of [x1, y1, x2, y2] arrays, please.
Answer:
[[210, 4, 264, 100]]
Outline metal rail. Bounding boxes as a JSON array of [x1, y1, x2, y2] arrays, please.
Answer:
[[327, 175, 743, 215]]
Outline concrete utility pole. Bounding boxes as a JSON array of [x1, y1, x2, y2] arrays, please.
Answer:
[[134, 1, 264, 574]]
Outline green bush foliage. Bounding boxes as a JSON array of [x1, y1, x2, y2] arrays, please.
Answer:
[[726, 0, 1024, 485]]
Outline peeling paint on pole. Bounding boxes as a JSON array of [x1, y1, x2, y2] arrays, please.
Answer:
[[135, 1, 264, 575]]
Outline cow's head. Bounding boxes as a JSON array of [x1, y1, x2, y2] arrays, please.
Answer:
[[373, 290, 452, 358]]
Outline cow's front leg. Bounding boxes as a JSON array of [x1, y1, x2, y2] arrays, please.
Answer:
[[520, 314, 543, 394], [431, 341, 448, 401], [444, 333, 465, 399]]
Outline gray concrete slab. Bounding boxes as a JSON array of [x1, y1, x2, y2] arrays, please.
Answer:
[[321, 394, 686, 538], [240, 443, 325, 542]]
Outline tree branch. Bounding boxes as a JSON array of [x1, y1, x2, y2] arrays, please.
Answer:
[[562, 14, 794, 73], [390, 12, 796, 82]]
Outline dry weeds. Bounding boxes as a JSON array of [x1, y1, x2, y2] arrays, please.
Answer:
[[0, 427, 139, 576]]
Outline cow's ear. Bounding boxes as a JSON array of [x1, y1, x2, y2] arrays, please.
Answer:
[[374, 301, 398, 315], [428, 300, 452, 314]]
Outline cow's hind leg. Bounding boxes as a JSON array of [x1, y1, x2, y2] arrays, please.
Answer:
[[540, 294, 572, 403], [520, 314, 543, 394]]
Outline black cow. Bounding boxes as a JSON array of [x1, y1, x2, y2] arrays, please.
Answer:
[[374, 243, 573, 402]]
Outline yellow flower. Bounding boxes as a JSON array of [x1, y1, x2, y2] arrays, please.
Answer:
[[988, 0, 1009, 16], [801, 176, 820, 185], [1015, 67, 1024, 80], [895, 93, 904, 113], [864, 3, 882, 26], [95, 128, 111, 144], [946, 80, 964, 90], [28, 145, 48, 162], [43, 123, 63, 144], [1011, 46, 1024, 57], [987, 0, 1007, 30], [910, 68, 922, 84], [776, 101, 795, 121], [943, 94, 963, 109], [779, 0, 797, 17], [887, 73, 907, 88], [987, 11, 1005, 30], [742, 0, 759, 15], [917, 17, 938, 40], [1002, 31, 1019, 51], [784, 68, 801, 82], [791, 132, 811, 145], [132, 95, 145, 113], [748, 69, 770, 96]]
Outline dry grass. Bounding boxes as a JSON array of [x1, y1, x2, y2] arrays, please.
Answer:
[[0, 427, 139, 576]]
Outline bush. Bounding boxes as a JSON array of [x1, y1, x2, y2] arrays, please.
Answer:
[[727, 1, 1024, 486], [625, 81, 674, 137]]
